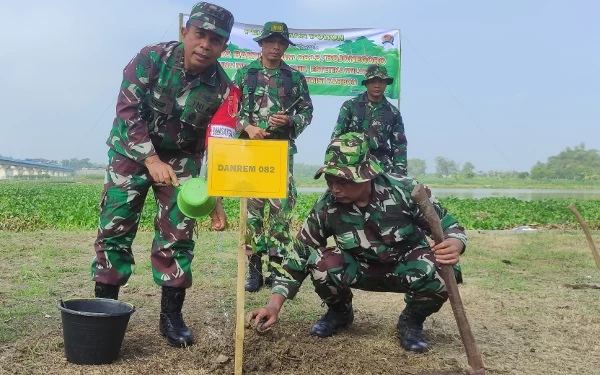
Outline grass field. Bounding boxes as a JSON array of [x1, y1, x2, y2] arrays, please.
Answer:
[[1, 230, 599, 374]]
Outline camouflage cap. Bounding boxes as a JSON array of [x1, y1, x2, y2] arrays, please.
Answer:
[[253, 21, 296, 46], [361, 64, 394, 85], [188, 2, 234, 38], [314, 133, 384, 183]]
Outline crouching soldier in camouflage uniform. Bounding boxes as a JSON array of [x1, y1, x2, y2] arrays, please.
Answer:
[[91, 2, 234, 348], [233, 22, 313, 292], [247, 133, 467, 353], [331, 65, 407, 175]]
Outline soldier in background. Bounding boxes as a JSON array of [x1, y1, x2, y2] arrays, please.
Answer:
[[331, 65, 407, 175], [233, 21, 313, 292], [91, 2, 233, 348], [247, 133, 467, 353]]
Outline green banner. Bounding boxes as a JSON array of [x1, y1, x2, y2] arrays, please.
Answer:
[[182, 17, 401, 98]]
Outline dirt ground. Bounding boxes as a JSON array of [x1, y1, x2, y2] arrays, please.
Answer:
[[0, 231, 599, 374]]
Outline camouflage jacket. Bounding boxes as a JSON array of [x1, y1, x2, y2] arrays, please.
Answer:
[[272, 174, 467, 299], [233, 58, 313, 155], [331, 92, 407, 174], [107, 41, 231, 167]]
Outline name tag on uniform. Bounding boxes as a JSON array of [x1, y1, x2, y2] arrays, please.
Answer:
[[209, 125, 236, 139]]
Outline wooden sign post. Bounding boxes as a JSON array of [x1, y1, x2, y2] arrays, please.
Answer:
[[207, 138, 289, 375]]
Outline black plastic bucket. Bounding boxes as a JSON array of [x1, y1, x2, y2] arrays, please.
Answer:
[[57, 298, 135, 365]]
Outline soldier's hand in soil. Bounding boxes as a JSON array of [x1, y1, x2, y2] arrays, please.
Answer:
[[144, 156, 179, 186], [431, 238, 463, 265], [246, 306, 279, 330], [268, 111, 290, 128], [209, 198, 227, 231], [245, 125, 270, 139]]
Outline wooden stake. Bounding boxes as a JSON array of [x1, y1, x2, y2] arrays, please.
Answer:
[[411, 184, 485, 375], [568, 203, 600, 271], [235, 197, 248, 375]]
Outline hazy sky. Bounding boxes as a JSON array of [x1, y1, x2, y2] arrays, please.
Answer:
[[1, 0, 597, 172]]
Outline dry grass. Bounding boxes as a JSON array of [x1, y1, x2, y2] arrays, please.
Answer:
[[0, 230, 599, 374]]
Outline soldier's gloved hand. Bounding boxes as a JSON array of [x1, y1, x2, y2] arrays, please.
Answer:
[[245, 125, 271, 140], [268, 111, 290, 128], [209, 198, 227, 231], [431, 238, 463, 265], [144, 155, 179, 186], [246, 306, 279, 330]]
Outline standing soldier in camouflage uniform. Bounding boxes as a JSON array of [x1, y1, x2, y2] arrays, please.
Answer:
[[247, 133, 467, 353], [233, 22, 313, 292], [331, 65, 408, 175], [91, 2, 233, 348]]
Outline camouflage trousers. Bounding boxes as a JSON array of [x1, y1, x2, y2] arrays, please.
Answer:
[[308, 246, 456, 316], [246, 156, 297, 258], [91, 149, 200, 289]]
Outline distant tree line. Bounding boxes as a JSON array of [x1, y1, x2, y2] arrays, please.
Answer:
[[295, 159, 524, 179], [8, 142, 597, 179], [0, 156, 105, 170], [407, 157, 493, 179], [406, 143, 600, 180], [530, 143, 600, 180], [59, 158, 106, 170], [296, 143, 600, 181]]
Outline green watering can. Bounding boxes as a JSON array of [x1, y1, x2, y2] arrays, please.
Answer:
[[175, 178, 216, 219]]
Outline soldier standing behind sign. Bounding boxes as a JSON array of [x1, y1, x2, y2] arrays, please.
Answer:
[[91, 2, 233, 348], [331, 64, 408, 175], [233, 21, 314, 292]]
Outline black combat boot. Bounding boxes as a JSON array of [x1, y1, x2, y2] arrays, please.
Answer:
[[310, 300, 354, 338], [244, 254, 263, 292], [159, 286, 194, 347], [94, 282, 120, 300], [397, 308, 429, 353], [264, 256, 282, 287]]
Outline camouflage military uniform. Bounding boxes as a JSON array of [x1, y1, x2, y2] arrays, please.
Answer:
[[331, 65, 407, 175], [233, 23, 314, 258], [92, 11, 232, 289], [273, 133, 467, 319]]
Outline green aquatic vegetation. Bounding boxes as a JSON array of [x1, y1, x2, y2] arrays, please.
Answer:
[[1, 183, 598, 231]]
